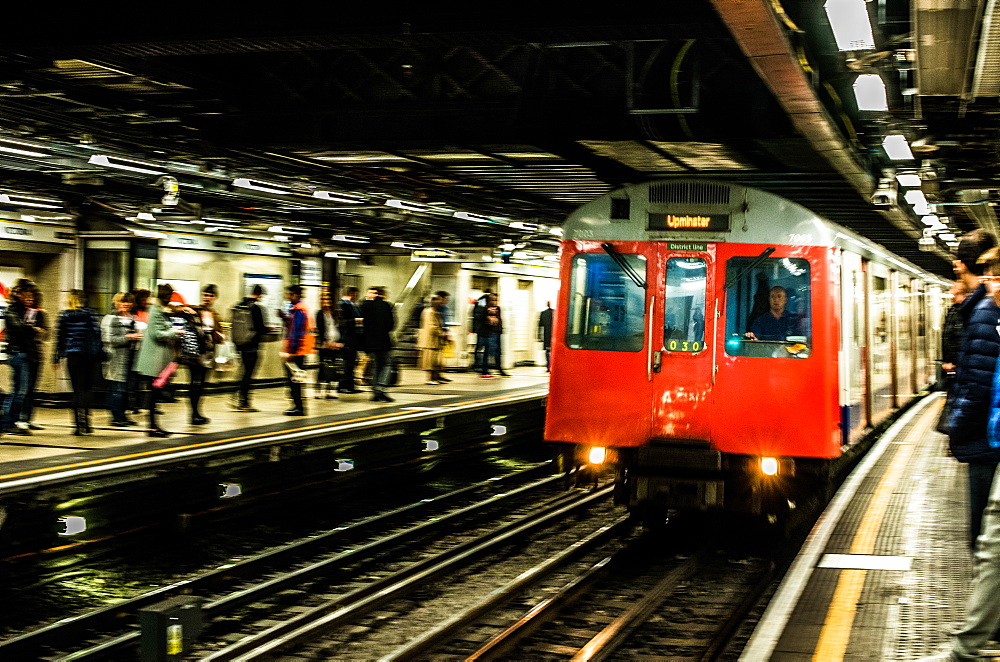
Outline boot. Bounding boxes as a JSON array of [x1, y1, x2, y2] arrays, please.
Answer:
[[84, 408, 93, 434]]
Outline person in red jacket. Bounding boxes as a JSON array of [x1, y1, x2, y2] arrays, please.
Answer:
[[279, 285, 313, 415]]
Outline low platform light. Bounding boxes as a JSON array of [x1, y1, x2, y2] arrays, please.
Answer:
[[423, 440, 439, 452], [760, 457, 779, 476], [853, 74, 887, 111], [490, 425, 506, 436], [335, 459, 355, 472], [883, 135, 915, 161], [58, 516, 87, 536], [588, 447, 607, 465], [219, 483, 243, 499]]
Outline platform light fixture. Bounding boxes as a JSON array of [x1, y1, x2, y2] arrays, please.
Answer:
[[824, 0, 875, 51], [760, 457, 779, 476], [509, 221, 546, 231], [0, 137, 53, 157], [896, 172, 922, 188], [0, 193, 63, 209], [219, 483, 243, 499], [853, 74, 888, 111], [88, 154, 166, 175], [385, 199, 427, 212], [133, 229, 168, 239], [921, 215, 939, 226], [588, 447, 607, 465], [330, 234, 370, 244], [882, 135, 915, 161], [391, 241, 423, 249], [233, 178, 299, 195], [312, 190, 366, 204], [904, 189, 931, 215], [266, 226, 310, 235], [324, 251, 361, 259], [57, 516, 87, 536], [454, 211, 496, 223]]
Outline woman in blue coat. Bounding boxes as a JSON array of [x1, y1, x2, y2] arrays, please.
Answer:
[[950, 247, 1000, 547]]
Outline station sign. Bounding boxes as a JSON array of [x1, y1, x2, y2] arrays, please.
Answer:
[[160, 232, 287, 257], [647, 213, 730, 232], [0, 220, 76, 245]]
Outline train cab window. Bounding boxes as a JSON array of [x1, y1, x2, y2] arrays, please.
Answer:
[[723, 256, 811, 359], [664, 257, 706, 352], [566, 252, 647, 352]]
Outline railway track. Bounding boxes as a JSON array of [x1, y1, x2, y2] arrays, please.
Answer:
[[1, 461, 579, 659]]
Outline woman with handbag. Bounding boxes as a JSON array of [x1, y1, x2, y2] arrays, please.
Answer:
[[53, 289, 103, 435], [135, 283, 186, 438], [315, 297, 341, 399], [184, 284, 224, 425], [102, 291, 141, 427], [417, 295, 448, 385]]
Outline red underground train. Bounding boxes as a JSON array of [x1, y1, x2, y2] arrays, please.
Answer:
[[544, 179, 949, 520]]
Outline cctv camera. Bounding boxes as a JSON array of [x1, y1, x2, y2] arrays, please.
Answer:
[[871, 192, 894, 207]]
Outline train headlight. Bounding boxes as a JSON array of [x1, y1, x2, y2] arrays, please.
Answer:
[[760, 457, 779, 476], [588, 447, 607, 465]]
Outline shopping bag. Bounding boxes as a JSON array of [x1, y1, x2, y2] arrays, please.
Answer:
[[152, 362, 178, 389]]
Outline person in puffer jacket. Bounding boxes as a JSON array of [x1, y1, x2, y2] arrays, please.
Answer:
[[949, 245, 1000, 548], [54, 289, 104, 435]]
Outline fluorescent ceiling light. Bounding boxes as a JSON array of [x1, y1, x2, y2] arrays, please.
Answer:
[[543, 255, 560, 262], [331, 234, 370, 243], [824, 0, 875, 51], [313, 190, 366, 204], [202, 217, 241, 226], [391, 241, 422, 249], [454, 211, 495, 223], [904, 189, 930, 215], [0, 193, 63, 209], [267, 225, 310, 235], [509, 221, 545, 231], [385, 199, 427, 212], [324, 252, 361, 259], [233, 178, 298, 195], [136, 212, 156, 221], [549, 227, 564, 236], [920, 215, 939, 225], [88, 154, 166, 175], [882, 135, 914, 160], [940, 233, 956, 242], [0, 137, 52, 157], [896, 173, 922, 187], [853, 74, 887, 111]]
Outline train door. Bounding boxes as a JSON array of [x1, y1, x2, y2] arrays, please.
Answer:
[[649, 244, 715, 441], [546, 242, 656, 448]]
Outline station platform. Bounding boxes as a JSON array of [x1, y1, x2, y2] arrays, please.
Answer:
[[0, 366, 550, 495], [740, 392, 988, 661]]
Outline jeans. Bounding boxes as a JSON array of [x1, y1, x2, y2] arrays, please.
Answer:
[[481, 334, 501, 374], [284, 355, 305, 411], [952, 463, 1000, 660], [2, 353, 37, 429], [368, 350, 393, 394], [237, 347, 259, 406], [969, 462, 998, 548], [108, 380, 128, 422]]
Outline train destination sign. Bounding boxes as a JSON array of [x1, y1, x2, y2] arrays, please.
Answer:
[[648, 213, 730, 232]]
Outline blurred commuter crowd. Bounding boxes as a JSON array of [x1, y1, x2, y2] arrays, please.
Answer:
[[1, 281, 544, 440]]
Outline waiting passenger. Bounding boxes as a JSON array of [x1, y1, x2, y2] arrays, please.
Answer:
[[360, 285, 395, 402], [479, 294, 509, 378], [417, 295, 448, 385], [53, 289, 103, 435], [336, 286, 363, 393], [745, 286, 793, 341], [101, 292, 141, 426], [315, 294, 341, 399], [134, 283, 186, 438], [184, 284, 223, 425], [231, 284, 270, 412], [278, 284, 313, 415], [1, 280, 47, 435], [947, 234, 1000, 549]]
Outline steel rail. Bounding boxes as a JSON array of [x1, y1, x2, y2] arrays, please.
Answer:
[[217, 486, 615, 661]]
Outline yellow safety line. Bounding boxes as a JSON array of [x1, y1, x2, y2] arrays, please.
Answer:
[[0, 392, 539, 482], [811, 404, 937, 661]]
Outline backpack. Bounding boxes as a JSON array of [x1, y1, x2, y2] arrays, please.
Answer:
[[230, 303, 254, 346], [180, 318, 204, 359]]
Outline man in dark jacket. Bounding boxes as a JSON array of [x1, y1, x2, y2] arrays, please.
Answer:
[[360, 286, 395, 402], [537, 301, 553, 372], [948, 230, 1000, 548], [337, 286, 363, 393], [232, 284, 269, 412]]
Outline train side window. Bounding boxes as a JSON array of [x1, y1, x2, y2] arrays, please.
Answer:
[[565, 252, 647, 352], [723, 256, 812, 358], [664, 257, 706, 352]]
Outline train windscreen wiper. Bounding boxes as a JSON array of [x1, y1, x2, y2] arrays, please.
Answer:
[[601, 243, 647, 289], [724, 247, 775, 289]]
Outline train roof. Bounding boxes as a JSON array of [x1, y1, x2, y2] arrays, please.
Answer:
[[562, 179, 949, 284]]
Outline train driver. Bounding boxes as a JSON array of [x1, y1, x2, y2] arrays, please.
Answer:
[[745, 286, 793, 341]]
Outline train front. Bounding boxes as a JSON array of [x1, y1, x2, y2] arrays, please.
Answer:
[[544, 180, 841, 519]]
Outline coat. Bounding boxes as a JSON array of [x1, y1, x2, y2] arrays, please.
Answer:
[[4, 299, 47, 362], [101, 313, 138, 382], [134, 303, 178, 377], [282, 301, 314, 356], [948, 284, 1000, 463], [360, 297, 395, 351], [54, 308, 102, 361], [338, 297, 363, 348], [416, 306, 445, 351]]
